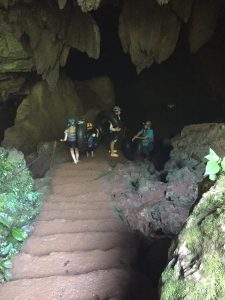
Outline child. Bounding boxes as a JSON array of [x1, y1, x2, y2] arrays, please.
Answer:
[[86, 122, 99, 158], [132, 121, 154, 157], [61, 118, 79, 164], [109, 106, 121, 157]]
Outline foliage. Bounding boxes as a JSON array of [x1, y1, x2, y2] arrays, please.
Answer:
[[204, 148, 225, 181], [0, 147, 41, 282]]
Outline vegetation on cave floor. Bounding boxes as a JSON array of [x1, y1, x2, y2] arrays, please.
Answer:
[[0, 147, 42, 282], [160, 174, 225, 300]]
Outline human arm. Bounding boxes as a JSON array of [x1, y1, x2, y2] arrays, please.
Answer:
[[109, 122, 121, 132], [60, 131, 68, 141], [132, 130, 145, 141]]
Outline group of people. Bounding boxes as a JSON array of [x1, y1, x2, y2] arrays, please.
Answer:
[[61, 105, 154, 164], [60, 118, 99, 164], [108, 106, 154, 158]]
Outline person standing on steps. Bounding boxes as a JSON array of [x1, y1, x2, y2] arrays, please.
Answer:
[[61, 117, 79, 164], [109, 106, 122, 158], [86, 122, 99, 158], [132, 120, 154, 158]]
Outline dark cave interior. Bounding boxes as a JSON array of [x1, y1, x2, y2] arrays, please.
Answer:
[[1, 2, 225, 146], [65, 3, 225, 142]]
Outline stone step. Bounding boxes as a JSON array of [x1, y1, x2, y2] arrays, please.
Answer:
[[33, 219, 128, 236], [11, 248, 137, 280], [42, 201, 113, 211], [0, 269, 149, 300], [52, 182, 110, 197], [38, 208, 116, 221], [51, 176, 104, 185], [52, 165, 110, 178], [46, 192, 111, 203], [22, 232, 137, 256]]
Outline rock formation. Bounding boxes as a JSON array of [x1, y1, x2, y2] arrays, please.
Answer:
[[0, 0, 223, 96], [118, 0, 181, 74], [0, 0, 100, 92], [106, 123, 225, 238], [2, 75, 114, 153], [160, 174, 225, 299]]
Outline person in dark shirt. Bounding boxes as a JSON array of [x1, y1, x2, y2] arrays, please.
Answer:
[[86, 122, 99, 158], [109, 106, 121, 157]]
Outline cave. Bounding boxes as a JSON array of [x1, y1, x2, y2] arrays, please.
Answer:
[[1, 0, 225, 299]]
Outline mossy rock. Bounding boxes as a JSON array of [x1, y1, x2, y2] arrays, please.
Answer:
[[160, 175, 225, 300]]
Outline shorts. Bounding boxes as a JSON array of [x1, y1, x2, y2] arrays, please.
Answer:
[[67, 141, 77, 148], [109, 132, 119, 142], [142, 143, 153, 154]]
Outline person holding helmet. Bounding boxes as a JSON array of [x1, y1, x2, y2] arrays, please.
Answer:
[[109, 106, 122, 157], [60, 117, 79, 164], [132, 121, 154, 157], [86, 122, 99, 158]]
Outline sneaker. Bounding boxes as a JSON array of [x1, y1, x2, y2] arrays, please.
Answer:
[[110, 153, 119, 157], [108, 150, 118, 153]]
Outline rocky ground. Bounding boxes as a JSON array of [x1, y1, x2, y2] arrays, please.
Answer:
[[106, 123, 225, 239]]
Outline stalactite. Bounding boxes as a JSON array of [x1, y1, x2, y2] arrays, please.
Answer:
[[119, 0, 180, 73]]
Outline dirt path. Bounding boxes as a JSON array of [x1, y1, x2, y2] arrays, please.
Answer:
[[0, 150, 154, 300]]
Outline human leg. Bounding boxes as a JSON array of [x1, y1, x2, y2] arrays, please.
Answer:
[[69, 148, 77, 163], [75, 148, 79, 162], [110, 140, 119, 157]]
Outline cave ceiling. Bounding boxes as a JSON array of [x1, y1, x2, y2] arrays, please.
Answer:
[[0, 0, 224, 101]]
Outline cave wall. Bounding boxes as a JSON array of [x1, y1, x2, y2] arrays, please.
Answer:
[[118, 0, 222, 73], [2, 75, 115, 154], [0, 0, 100, 96], [0, 0, 223, 94]]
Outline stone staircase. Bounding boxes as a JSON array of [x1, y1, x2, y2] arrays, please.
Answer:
[[0, 154, 155, 300]]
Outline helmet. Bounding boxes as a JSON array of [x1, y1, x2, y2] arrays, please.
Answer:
[[87, 122, 93, 130], [143, 121, 152, 127], [112, 106, 121, 113], [67, 118, 76, 126]]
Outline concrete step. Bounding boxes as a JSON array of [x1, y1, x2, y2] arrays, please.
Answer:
[[42, 201, 113, 211], [11, 248, 137, 280], [0, 269, 142, 300], [51, 176, 104, 185], [22, 232, 137, 256], [38, 208, 116, 221], [52, 182, 110, 197], [33, 219, 128, 236], [46, 192, 111, 203]]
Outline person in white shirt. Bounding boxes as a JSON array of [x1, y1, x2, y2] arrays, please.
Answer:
[[109, 106, 121, 157]]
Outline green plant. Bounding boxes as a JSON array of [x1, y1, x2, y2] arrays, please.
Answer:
[[204, 148, 225, 181], [0, 147, 41, 282]]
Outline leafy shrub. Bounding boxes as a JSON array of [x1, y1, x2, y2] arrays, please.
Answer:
[[0, 147, 41, 282], [204, 148, 225, 181]]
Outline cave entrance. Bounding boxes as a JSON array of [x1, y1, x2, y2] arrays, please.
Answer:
[[65, 3, 225, 143]]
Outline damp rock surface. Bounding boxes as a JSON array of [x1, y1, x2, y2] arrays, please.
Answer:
[[160, 174, 225, 300], [107, 123, 225, 237]]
